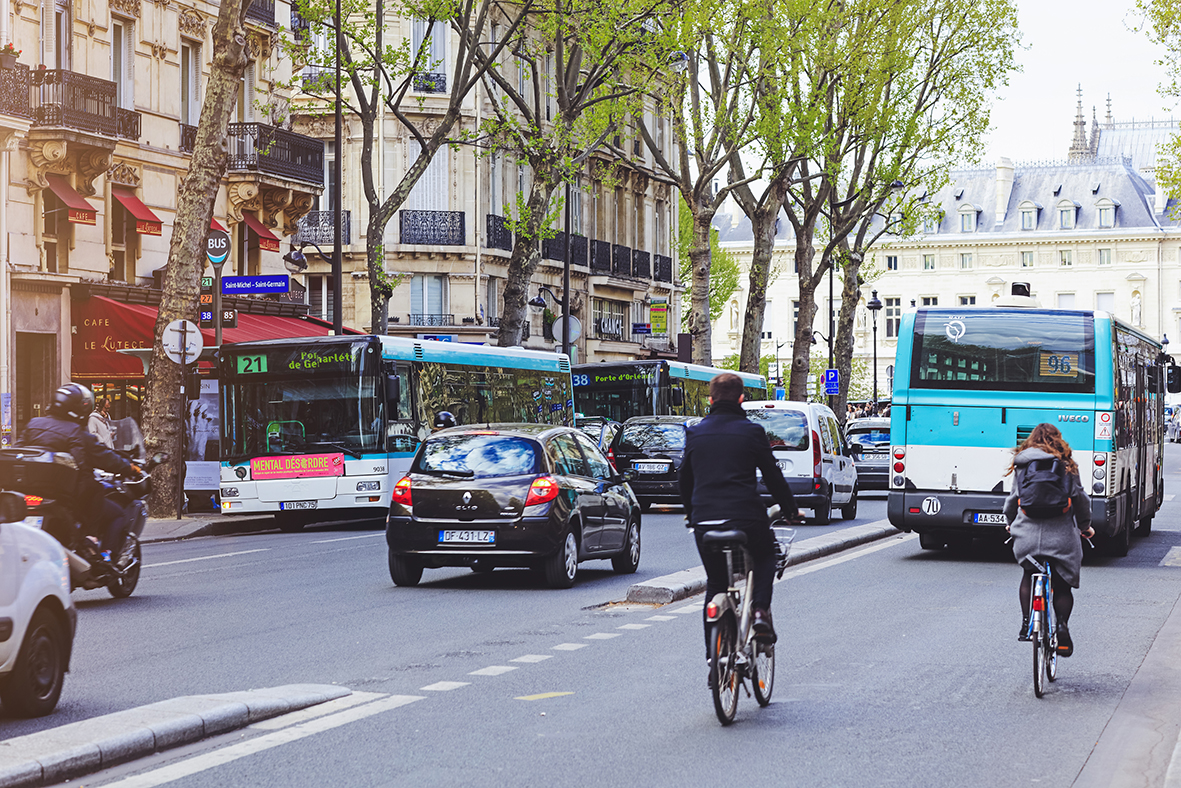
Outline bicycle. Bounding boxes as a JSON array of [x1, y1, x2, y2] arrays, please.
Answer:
[[1021, 556, 1058, 698], [699, 517, 795, 725]]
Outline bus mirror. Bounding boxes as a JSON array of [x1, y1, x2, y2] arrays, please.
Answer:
[[671, 388, 684, 408], [1168, 366, 1181, 394], [386, 375, 401, 407]]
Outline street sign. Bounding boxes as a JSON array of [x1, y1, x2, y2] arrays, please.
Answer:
[[631, 323, 651, 335], [205, 229, 231, 267], [824, 368, 840, 396], [201, 308, 237, 329], [553, 315, 583, 342], [221, 275, 289, 294], [162, 319, 203, 365]]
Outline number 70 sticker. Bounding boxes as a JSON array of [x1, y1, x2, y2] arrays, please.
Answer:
[[1095, 411, 1113, 440]]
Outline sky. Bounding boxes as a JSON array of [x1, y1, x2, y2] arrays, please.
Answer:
[[983, 0, 1173, 164]]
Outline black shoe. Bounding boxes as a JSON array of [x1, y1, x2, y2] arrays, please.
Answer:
[[753, 608, 777, 644], [1018, 617, 1031, 641], [706, 660, 715, 689], [1057, 623, 1073, 657]]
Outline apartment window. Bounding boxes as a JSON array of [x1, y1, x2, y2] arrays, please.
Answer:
[[792, 300, 799, 337], [885, 297, 901, 338], [886, 255, 898, 271], [411, 18, 446, 89], [486, 277, 498, 322], [959, 253, 972, 269], [655, 112, 666, 157], [52, 0, 71, 70], [1059, 208, 1074, 229], [1021, 210, 1035, 230], [1022, 251, 1034, 268], [570, 179, 583, 235], [1098, 248, 1112, 266], [1059, 249, 1073, 267], [654, 201, 666, 255], [923, 216, 938, 234], [959, 211, 975, 232], [489, 151, 501, 216], [544, 53, 552, 120], [307, 274, 335, 323], [923, 254, 935, 271], [762, 300, 772, 340], [109, 198, 135, 282], [406, 146, 448, 211], [1095, 292, 1115, 313], [315, 141, 337, 212], [921, 296, 938, 306], [1098, 206, 1114, 228], [235, 62, 256, 122], [959, 295, 976, 306], [592, 298, 627, 340], [42, 191, 65, 273], [1057, 293, 1076, 309], [410, 274, 446, 319], [112, 18, 134, 109], [180, 42, 200, 126]]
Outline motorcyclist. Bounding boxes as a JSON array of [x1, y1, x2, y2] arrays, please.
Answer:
[[433, 411, 458, 431], [19, 383, 140, 565]]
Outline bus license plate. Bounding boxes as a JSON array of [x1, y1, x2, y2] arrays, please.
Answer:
[[972, 512, 1006, 524], [280, 500, 318, 511], [439, 530, 495, 544]]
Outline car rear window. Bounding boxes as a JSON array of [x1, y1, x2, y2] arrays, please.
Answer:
[[745, 409, 810, 449], [618, 423, 686, 451], [847, 428, 890, 444], [415, 434, 540, 478]]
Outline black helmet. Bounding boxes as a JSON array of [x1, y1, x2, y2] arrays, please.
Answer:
[[433, 411, 457, 430], [48, 383, 95, 424]]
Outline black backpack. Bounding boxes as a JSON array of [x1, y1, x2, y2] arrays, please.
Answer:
[[1019, 458, 1072, 519]]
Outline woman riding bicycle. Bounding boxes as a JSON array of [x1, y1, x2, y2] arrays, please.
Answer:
[[1003, 423, 1094, 657]]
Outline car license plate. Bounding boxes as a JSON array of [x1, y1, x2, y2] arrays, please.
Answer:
[[18, 515, 43, 528], [280, 500, 318, 511], [439, 530, 495, 544], [973, 512, 1007, 524], [634, 462, 670, 474]]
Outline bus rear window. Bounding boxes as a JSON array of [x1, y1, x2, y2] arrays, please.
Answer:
[[911, 311, 1095, 393]]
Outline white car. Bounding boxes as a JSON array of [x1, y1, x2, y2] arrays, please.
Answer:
[[743, 400, 859, 523], [0, 493, 75, 717]]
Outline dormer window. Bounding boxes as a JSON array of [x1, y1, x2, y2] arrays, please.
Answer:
[[1095, 197, 1120, 229], [923, 214, 939, 234], [1057, 198, 1080, 230], [958, 204, 978, 233], [1017, 200, 1042, 231]]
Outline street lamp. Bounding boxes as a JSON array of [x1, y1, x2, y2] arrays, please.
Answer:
[[867, 289, 883, 412], [529, 285, 572, 357]]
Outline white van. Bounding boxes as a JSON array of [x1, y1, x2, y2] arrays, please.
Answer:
[[742, 400, 859, 524]]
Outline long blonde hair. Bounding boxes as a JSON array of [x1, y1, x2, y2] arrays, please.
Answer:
[[1007, 423, 1078, 475]]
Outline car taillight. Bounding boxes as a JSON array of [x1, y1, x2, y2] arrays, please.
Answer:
[[391, 476, 412, 507], [812, 431, 822, 479], [525, 475, 560, 507], [606, 447, 616, 470], [24, 495, 42, 507]]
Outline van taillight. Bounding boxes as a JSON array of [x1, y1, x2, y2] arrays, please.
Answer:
[[392, 476, 412, 507], [812, 431, 822, 479]]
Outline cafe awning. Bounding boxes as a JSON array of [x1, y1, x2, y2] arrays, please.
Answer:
[[211, 218, 227, 232], [112, 187, 163, 236], [242, 212, 281, 253], [72, 295, 357, 379], [46, 174, 96, 225]]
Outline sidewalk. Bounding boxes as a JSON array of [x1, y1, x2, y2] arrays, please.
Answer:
[[139, 512, 277, 543]]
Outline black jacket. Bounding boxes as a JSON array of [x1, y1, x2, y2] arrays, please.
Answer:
[[679, 401, 797, 525], [20, 414, 135, 498]]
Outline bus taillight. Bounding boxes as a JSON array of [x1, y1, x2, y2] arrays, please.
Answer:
[[1093, 453, 1106, 467]]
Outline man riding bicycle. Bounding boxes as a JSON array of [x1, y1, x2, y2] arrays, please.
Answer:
[[679, 373, 802, 658]]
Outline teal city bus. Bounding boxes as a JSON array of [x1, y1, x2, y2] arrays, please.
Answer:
[[572, 360, 767, 422], [887, 303, 1173, 557], [218, 335, 573, 529]]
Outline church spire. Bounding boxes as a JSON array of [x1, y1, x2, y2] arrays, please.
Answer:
[[1069, 85, 1090, 162], [1106, 94, 1114, 129], [1090, 106, 1100, 154]]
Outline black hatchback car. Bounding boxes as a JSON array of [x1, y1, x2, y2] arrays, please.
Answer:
[[386, 424, 642, 589], [608, 416, 699, 511], [845, 417, 891, 490]]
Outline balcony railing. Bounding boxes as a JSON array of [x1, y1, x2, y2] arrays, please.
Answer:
[[0, 63, 30, 118], [180, 123, 198, 153], [301, 66, 334, 93], [412, 72, 447, 93], [246, 0, 275, 27], [612, 244, 632, 276], [408, 313, 455, 326], [542, 231, 565, 261], [486, 214, 512, 251], [227, 123, 325, 185], [400, 210, 465, 246], [654, 253, 673, 282], [294, 210, 351, 246], [291, 8, 310, 40], [570, 234, 587, 267], [590, 240, 611, 273], [31, 70, 140, 138], [632, 249, 651, 279]]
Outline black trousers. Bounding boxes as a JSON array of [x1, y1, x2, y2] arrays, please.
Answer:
[[84, 489, 130, 556], [694, 520, 777, 653]]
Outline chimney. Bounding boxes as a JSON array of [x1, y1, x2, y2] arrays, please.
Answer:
[[995, 158, 1014, 226]]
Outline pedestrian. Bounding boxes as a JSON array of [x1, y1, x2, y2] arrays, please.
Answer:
[[88, 396, 114, 449], [1003, 423, 1094, 657]]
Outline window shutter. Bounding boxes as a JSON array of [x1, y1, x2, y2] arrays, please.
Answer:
[[406, 146, 448, 212], [410, 275, 423, 314], [124, 20, 135, 108]]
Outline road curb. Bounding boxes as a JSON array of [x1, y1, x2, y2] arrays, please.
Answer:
[[625, 521, 902, 604], [139, 514, 276, 544], [0, 683, 349, 788]]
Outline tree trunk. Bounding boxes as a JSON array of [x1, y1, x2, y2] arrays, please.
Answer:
[[497, 175, 558, 347], [788, 241, 819, 401], [141, 0, 250, 517], [367, 210, 390, 334], [687, 203, 715, 365], [738, 209, 778, 373], [832, 244, 862, 426]]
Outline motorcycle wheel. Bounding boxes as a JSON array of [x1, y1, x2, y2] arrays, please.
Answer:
[[107, 536, 142, 599]]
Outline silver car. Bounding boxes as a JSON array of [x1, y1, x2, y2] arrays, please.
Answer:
[[845, 417, 891, 490]]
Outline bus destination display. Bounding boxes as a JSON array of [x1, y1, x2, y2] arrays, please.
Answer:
[[1039, 351, 1078, 378]]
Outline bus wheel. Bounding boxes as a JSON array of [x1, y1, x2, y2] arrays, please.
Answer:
[[918, 532, 945, 550], [1134, 517, 1152, 537]]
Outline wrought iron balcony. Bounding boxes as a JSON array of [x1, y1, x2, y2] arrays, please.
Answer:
[[180, 123, 197, 153], [412, 72, 447, 93], [294, 210, 351, 246], [570, 234, 588, 267], [400, 210, 465, 246], [486, 214, 512, 251], [632, 249, 651, 279], [654, 253, 673, 282], [227, 123, 325, 185], [408, 313, 455, 327], [542, 231, 565, 261], [612, 244, 632, 276], [246, 0, 275, 27], [590, 240, 611, 273], [31, 70, 140, 138], [0, 63, 30, 119], [291, 8, 310, 40], [301, 66, 334, 93]]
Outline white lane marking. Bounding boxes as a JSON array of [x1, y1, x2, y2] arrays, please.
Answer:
[[469, 666, 517, 676], [146, 549, 271, 568], [98, 694, 423, 788], [1166, 494, 1176, 502], [646, 615, 677, 622], [1161, 546, 1181, 567], [617, 623, 649, 630], [311, 533, 386, 544], [1164, 727, 1181, 788], [552, 643, 587, 651], [249, 692, 386, 731], [672, 605, 699, 614], [584, 633, 620, 640], [776, 534, 916, 583], [511, 654, 552, 663], [420, 681, 469, 691]]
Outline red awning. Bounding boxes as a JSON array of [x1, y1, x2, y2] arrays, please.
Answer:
[[112, 187, 163, 236], [242, 213, 281, 253], [72, 295, 355, 379], [46, 174, 96, 225], [211, 218, 227, 232]]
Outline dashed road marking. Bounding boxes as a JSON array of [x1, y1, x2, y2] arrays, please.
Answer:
[[421, 681, 470, 691], [516, 692, 574, 701], [672, 605, 699, 614], [584, 633, 621, 640], [1166, 494, 1176, 502], [552, 643, 587, 651], [618, 623, 649, 630], [1161, 546, 1181, 567], [646, 615, 677, 621], [146, 549, 271, 568], [511, 654, 552, 663], [469, 666, 517, 676]]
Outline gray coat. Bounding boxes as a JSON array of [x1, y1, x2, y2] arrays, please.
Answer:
[[1003, 447, 1092, 588]]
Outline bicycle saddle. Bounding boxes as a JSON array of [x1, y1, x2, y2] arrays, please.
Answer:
[[700, 529, 748, 546]]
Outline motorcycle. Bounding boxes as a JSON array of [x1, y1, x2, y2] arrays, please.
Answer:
[[0, 447, 166, 598]]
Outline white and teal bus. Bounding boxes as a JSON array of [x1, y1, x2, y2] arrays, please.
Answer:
[[218, 336, 573, 529], [888, 299, 1177, 556], [572, 360, 767, 422]]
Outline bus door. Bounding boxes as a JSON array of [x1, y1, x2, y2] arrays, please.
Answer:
[[387, 361, 418, 474]]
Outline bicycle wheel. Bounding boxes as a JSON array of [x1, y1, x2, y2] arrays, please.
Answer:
[[708, 616, 739, 725], [1032, 616, 1046, 698], [751, 640, 775, 707]]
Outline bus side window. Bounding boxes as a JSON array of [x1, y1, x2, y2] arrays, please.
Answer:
[[670, 386, 684, 409]]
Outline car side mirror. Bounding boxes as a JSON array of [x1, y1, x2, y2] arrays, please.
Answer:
[[1168, 365, 1181, 394], [847, 444, 862, 458]]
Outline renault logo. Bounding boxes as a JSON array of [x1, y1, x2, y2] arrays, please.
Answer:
[[462, 491, 472, 504]]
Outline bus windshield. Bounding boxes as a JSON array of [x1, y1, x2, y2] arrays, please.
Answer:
[[574, 366, 659, 421], [911, 311, 1095, 393]]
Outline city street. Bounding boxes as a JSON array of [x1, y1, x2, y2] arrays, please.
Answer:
[[5, 465, 1181, 786]]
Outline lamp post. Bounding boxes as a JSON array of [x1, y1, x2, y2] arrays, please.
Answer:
[[331, 0, 343, 335], [867, 289, 883, 412], [529, 286, 570, 355]]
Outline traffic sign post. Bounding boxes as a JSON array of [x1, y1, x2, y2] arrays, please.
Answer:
[[206, 229, 231, 346], [162, 319, 204, 519]]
